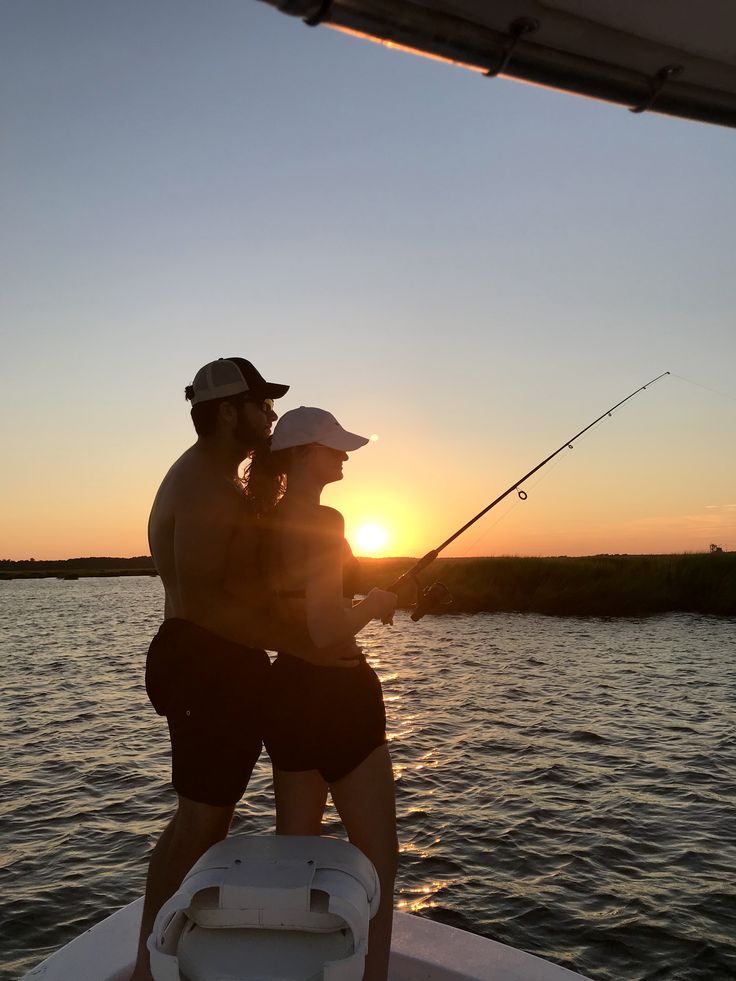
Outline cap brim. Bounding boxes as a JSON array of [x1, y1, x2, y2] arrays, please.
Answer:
[[320, 429, 370, 452], [262, 382, 290, 399]]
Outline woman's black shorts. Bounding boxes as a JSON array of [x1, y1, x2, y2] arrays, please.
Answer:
[[145, 618, 270, 807], [264, 652, 387, 783]]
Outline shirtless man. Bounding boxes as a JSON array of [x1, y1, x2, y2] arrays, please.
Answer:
[[130, 357, 359, 981]]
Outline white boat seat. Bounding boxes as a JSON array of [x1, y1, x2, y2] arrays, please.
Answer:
[[149, 835, 380, 981]]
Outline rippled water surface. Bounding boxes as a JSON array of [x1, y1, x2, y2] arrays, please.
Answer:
[[1, 577, 735, 980]]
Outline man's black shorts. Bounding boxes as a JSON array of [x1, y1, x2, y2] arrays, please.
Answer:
[[264, 652, 387, 783], [145, 618, 270, 807]]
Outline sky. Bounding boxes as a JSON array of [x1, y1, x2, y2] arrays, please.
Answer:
[[2, 0, 735, 560]]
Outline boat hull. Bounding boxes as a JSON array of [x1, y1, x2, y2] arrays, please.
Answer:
[[22, 900, 589, 980]]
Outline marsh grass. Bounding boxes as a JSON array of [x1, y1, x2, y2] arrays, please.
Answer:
[[359, 553, 736, 616]]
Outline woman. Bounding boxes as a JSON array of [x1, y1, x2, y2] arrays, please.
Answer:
[[248, 405, 398, 981]]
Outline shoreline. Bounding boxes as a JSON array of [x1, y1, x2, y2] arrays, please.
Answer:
[[2, 553, 734, 616], [0, 568, 159, 580]]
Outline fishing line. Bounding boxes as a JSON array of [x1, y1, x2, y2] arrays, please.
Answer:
[[669, 372, 736, 405], [389, 371, 671, 618]]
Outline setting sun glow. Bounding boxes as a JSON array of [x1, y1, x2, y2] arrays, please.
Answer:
[[354, 523, 389, 556]]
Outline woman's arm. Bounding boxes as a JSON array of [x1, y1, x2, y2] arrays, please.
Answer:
[[305, 507, 396, 648]]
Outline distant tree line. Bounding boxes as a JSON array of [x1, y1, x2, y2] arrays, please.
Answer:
[[0, 556, 155, 570]]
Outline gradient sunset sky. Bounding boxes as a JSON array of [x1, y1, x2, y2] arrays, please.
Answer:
[[2, 1, 735, 560]]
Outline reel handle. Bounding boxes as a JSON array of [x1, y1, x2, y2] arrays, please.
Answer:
[[411, 581, 453, 621]]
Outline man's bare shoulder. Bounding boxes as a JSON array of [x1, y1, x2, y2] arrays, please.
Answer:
[[153, 446, 244, 512]]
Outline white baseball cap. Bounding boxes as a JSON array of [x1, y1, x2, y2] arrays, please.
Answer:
[[186, 358, 289, 406], [271, 407, 370, 452]]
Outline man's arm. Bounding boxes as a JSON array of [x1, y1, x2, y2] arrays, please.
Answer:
[[174, 481, 359, 664]]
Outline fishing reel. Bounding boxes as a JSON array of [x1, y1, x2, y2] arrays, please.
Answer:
[[410, 579, 453, 621]]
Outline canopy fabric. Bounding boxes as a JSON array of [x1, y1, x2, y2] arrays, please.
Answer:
[[259, 0, 736, 128]]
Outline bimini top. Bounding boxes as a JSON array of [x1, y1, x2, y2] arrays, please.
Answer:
[[258, 0, 736, 129]]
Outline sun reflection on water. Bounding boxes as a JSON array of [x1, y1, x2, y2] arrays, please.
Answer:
[[396, 877, 458, 914]]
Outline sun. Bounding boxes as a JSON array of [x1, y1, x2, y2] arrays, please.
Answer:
[[354, 523, 389, 556]]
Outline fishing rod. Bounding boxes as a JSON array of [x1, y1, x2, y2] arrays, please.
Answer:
[[389, 371, 671, 620]]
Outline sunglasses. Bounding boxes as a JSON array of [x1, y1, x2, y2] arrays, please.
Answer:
[[242, 396, 274, 413]]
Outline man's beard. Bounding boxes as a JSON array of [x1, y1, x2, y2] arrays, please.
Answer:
[[233, 408, 269, 454]]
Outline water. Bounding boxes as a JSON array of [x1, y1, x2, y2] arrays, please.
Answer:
[[1, 577, 734, 980]]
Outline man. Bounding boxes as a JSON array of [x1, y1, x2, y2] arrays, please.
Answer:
[[130, 357, 359, 981]]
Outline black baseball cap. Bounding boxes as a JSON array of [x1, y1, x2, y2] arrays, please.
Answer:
[[187, 358, 289, 405]]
